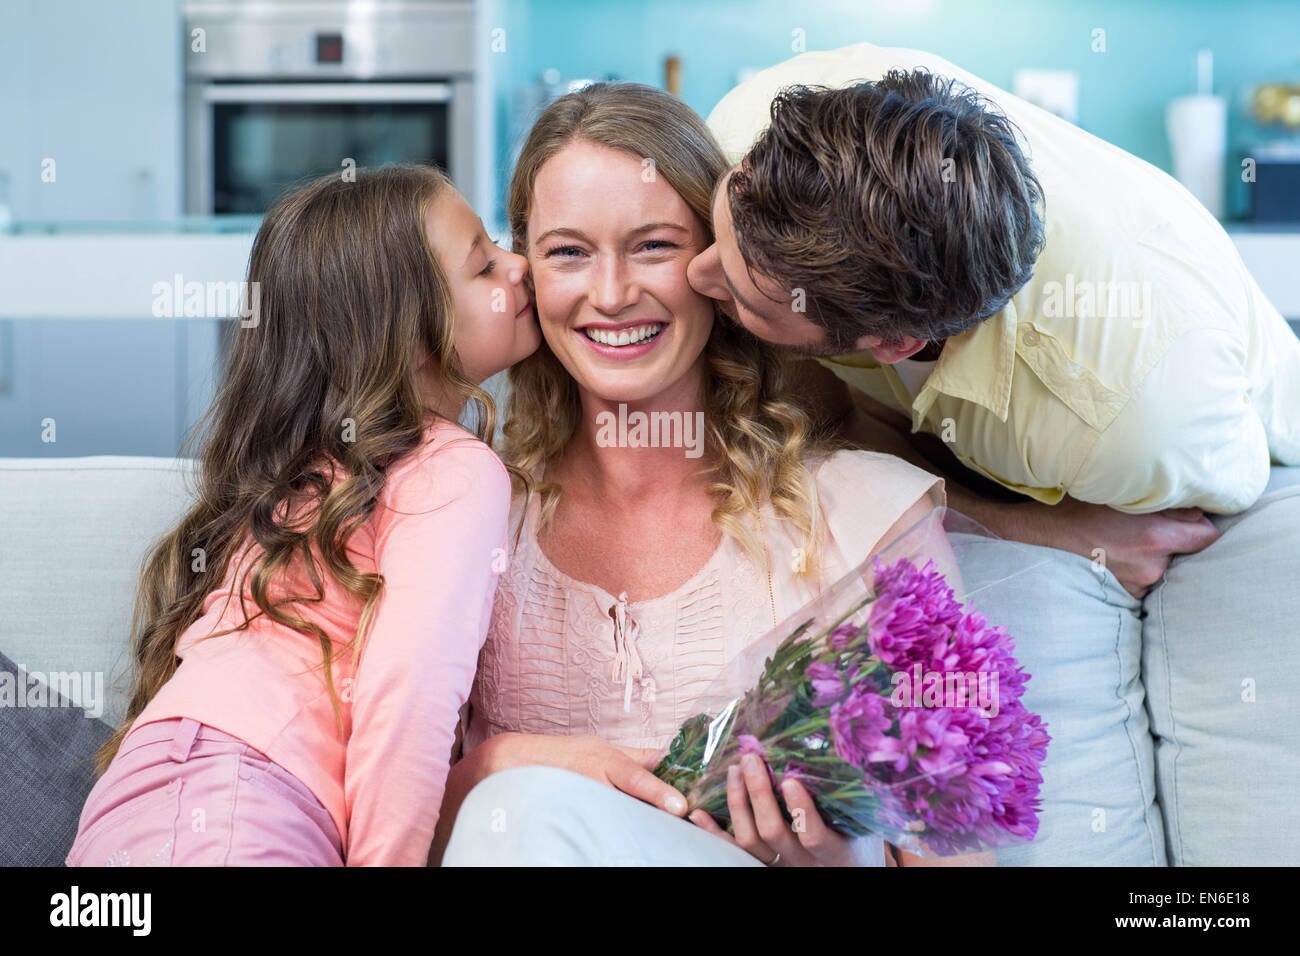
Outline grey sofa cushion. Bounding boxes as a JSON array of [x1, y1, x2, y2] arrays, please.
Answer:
[[946, 533, 1166, 866], [0, 650, 113, 865], [0, 457, 197, 866], [0, 456, 198, 728], [1143, 477, 1300, 866]]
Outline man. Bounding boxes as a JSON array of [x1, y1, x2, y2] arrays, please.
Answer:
[[688, 43, 1300, 597]]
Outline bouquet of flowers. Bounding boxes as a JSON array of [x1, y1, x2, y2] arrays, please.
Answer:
[[653, 507, 1051, 857]]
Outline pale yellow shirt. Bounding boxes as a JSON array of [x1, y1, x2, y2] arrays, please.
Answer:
[[708, 42, 1300, 514]]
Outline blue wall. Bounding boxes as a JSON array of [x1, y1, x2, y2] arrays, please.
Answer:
[[493, 0, 1300, 222]]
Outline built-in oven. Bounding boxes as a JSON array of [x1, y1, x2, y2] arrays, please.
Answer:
[[184, 0, 475, 214]]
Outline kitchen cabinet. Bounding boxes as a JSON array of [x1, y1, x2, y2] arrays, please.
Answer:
[[0, 0, 183, 223], [0, 317, 223, 458]]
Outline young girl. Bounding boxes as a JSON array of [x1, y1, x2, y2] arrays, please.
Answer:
[[66, 165, 539, 866]]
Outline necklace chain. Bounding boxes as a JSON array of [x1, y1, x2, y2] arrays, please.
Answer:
[[759, 511, 777, 628]]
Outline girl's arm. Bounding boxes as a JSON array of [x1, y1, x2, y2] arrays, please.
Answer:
[[344, 441, 511, 866]]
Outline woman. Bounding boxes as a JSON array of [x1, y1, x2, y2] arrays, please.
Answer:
[[67, 165, 538, 866], [433, 85, 986, 867]]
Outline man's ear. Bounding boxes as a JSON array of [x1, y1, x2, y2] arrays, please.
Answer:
[[853, 334, 930, 364]]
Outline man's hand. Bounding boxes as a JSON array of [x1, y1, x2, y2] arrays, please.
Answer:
[[978, 495, 1221, 599]]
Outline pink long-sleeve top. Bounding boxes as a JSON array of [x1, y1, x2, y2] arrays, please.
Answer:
[[130, 418, 511, 866]]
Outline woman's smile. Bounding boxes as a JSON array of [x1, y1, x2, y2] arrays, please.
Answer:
[[576, 319, 668, 360]]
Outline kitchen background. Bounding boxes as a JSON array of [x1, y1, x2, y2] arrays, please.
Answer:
[[2, 0, 1299, 457]]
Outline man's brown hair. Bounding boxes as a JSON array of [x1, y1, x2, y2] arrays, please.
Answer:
[[728, 69, 1046, 348]]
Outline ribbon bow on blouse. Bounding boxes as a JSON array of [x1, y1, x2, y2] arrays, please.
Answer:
[[609, 591, 656, 713]]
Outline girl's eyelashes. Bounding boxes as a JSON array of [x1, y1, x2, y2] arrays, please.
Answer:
[[477, 258, 497, 278]]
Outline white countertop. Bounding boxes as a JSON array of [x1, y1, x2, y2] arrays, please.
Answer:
[[0, 222, 258, 320]]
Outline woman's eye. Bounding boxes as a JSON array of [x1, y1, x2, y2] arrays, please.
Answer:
[[545, 245, 585, 259], [640, 240, 677, 252]]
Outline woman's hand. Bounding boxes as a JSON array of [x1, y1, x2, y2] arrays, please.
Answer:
[[687, 752, 859, 866], [479, 732, 688, 817]]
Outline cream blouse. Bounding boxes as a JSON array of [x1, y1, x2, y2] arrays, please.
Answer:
[[463, 450, 946, 753]]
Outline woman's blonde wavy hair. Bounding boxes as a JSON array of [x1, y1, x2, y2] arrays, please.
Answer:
[[97, 164, 521, 774], [503, 82, 832, 575]]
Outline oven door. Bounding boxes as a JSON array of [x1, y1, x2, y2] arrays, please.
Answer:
[[186, 81, 469, 214]]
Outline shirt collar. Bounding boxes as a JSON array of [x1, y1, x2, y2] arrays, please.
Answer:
[[910, 299, 1019, 427], [825, 300, 1019, 430], [818, 302, 1019, 428]]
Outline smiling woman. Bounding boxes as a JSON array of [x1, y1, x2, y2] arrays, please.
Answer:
[[429, 83, 985, 869]]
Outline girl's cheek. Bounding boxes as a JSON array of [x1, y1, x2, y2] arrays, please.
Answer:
[[482, 283, 516, 324]]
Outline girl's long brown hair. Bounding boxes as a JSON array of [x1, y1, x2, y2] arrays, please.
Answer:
[[97, 165, 504, 773]]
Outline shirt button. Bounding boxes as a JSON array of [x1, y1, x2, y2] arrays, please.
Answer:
[[1022, 328, 1040, 347]]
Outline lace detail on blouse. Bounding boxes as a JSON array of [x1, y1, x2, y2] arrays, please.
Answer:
[[466, 495, 775, 752]]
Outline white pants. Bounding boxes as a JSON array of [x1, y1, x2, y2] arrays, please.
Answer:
[[441, 765, 888, 866], [441, 765, 765, 866]]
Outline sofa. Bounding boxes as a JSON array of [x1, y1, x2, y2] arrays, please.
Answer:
[[3, 455, 1299, 866]]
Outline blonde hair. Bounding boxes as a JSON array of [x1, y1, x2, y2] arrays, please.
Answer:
[[503, 82, 830, 574]]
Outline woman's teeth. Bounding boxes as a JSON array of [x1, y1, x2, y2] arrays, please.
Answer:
[[583, 323, 664, 347]]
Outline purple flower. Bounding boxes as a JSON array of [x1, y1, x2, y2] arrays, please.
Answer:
[[830, 622, 861, 651], [828, 685, 898, 771], [866, 558, 964, 668], [896, 708, 969, 777], [806, 662, 845, 706]]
